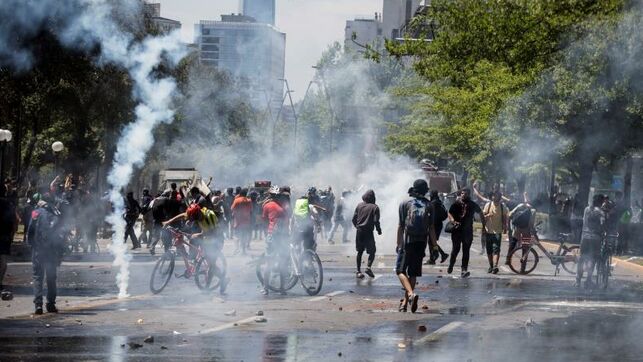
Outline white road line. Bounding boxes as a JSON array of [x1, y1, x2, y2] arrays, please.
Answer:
[[195, 316, 258, 335], [308, 290, 345, 302], [500, 266, 511, 273], [417, 321, 465, 343]]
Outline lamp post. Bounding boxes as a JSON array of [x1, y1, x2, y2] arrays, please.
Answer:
[[52, 141, 64, 175], [0, 129, 12, 182]]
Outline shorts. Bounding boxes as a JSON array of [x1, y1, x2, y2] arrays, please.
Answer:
[[395, 241, 425, 277], [355, 229, 376, 255], [580, 237, 601, 259], [485, 234, 502, 255]]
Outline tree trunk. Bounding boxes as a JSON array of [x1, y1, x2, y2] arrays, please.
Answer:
[[576, 155, 598, 212], [624, 155, 633, 206]]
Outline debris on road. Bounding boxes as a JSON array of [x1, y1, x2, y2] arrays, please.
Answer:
[[421, 305, 429, 310], [172, 331, 182, 335], [1, 291, 13, 300], [525, 318, 536, 327], [161, 346, 168, 350], [224, 309, 237, 316], [136, 319, 144, 324], [397, 343, 406, 349], [144, 336, 154, 344], [128, 342, 143, 349], [338, 307, 343, 311], [255, 317, 267, 323], [45, 324, 51, 328], [256, 310, 264, 316], [418, 325, 427, 332]]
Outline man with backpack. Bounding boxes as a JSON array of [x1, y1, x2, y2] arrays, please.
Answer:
[[352, 190, 381, 279], [292, 188, 323, 251], [396, 179, 437, 313], [139, 189, 154, 247], [426, 190, 449, 264], [27, 197, 67, 314], [482, 191, 508, 274], [506, 193, 536, 265]]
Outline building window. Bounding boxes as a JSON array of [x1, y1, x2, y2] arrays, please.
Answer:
[[202, 36, 220, 44], [202, 28, 210, 35], [201, 44, 219, 52], [201, 51, 219, 60], [202, 59, 218, 67]]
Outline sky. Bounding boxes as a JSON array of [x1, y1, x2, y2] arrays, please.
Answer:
[[155, 0, 381, 101]]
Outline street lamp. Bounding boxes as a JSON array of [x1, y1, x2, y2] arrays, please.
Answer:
[[52, 141, 64, 175], [0, 129, 12, 182]]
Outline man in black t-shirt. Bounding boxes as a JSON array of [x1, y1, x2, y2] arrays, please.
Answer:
[[396, 179, 437, 313], [447, 188, 482, 278]]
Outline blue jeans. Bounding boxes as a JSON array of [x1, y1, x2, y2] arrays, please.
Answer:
[[32, 255, 58, 306]]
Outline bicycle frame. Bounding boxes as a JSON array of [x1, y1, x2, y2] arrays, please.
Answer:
[[165, 227, 206, 277], [516, 236, 577, 275]]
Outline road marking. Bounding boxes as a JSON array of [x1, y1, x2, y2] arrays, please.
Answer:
[[500, 266, 511, 273], [417, 321, 465, 343], [309, 290, 345, 302], [195, 316, 258, 335]]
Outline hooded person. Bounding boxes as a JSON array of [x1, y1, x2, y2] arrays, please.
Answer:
[[352, 189, 382, 279]]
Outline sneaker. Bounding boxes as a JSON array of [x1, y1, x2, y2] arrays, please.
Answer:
[[424, 259, 436, 265], [356, 271, 365, 279], [260, 288, 269, 295], [149, 248, 155, 256], [440, 253, 449, 264], [492, 267, 499, 274], [447, 265, 453, 274], [46, 303, 58, 313], [461, 270, 471, 278], [365, 268, 375, 278], [410, 293, 420, 313], [34, 306, 43, 315], [487, 267, 493, 274]]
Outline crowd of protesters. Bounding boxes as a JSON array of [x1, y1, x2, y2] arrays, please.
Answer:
[[0, 172, 642, 314]]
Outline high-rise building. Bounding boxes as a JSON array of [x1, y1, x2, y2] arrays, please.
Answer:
[[344, 14, 384, 53], [195, 14, 285, 113], [382, 0, 422, 39], [241, 0, 276, 26], [143, 2, 181, 34]]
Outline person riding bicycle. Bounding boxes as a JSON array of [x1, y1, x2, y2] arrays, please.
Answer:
[[163, 204, 229, 293], [576, 194, 606, 289], [260, 186, 288, 295], [292, 187, 325, 251]]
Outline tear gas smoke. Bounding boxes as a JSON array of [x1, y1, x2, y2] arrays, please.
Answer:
[[0, 0, 186, 298]]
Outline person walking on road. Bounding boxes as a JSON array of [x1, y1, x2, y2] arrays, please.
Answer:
[[482, 191, 508, 274], [123, 191, 141, 249], [327, 190, 351, 244], [447, 188, 483, 278], [576, 194, 606, 289], [26, 197, 66, 314], [426, 190, 449, 264], [231, 188, 253, 255], [396, 179, 437, 313], [352, 190, 381, 279]]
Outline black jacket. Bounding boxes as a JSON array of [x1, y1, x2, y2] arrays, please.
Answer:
[[352, 190, 381, 233]]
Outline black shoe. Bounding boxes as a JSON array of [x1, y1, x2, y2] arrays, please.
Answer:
[[356, 271, 365, 279], [327, 240, 335, 245], [34, 306, 43, 315], [424, 259, 436, 265], [447, 265, 454, 274], [492, 267, 499, 274], [365, 268, 375, 278], [440, 253, 449, 264], [410, 293, 420, 313], [46, 303, 58, 313], [487, 267, 493, 273], [461, 270, 470, 278]]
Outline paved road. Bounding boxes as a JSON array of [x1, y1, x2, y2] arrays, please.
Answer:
[[2, 234, 643, 361]]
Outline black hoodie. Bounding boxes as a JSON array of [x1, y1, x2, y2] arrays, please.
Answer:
[[352, 190, 381, 233]]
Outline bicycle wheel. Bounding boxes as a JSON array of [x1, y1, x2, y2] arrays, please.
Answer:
[[560, 245, 580, 275], [150, 251, 175, 294], [508, 246, 539, 275], [299, 249, 323, 296], [195, 252, 227, 291], [257, 255, 298, 293]]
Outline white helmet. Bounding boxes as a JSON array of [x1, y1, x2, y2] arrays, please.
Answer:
[[269, 185, 280, 195]]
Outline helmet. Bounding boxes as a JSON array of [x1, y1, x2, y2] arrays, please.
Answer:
[[186, 204, 202, 220], [269, 185, 280, 195], [307, 187, 317, 195]]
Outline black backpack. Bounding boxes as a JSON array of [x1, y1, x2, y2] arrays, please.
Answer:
[[405, 198, 432, 239], [511, 207, 531, 229], [433, 201, 448, 223]]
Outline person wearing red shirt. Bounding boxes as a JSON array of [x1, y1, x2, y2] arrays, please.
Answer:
[[231, 188, 253, 254], [260, 186, 288, 295]]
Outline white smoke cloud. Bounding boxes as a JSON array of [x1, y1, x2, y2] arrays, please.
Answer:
[[0, 0, 187, 298]]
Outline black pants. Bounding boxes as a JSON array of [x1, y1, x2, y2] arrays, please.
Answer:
[[124, 219, 139, 247], [449, 230, 473, 271], [429, 224, 448, 261], [355, 229, 376, 271], [32, 256, 58, 306]]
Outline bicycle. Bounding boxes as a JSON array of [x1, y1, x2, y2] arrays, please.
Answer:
[[508, 232, 580, 275], [254, 236, 323, 296], [149, 226, 226, 294], [595, 233, 617, 289]]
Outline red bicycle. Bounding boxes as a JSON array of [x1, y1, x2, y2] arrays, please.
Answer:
[[149, 226, 226, 294]]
